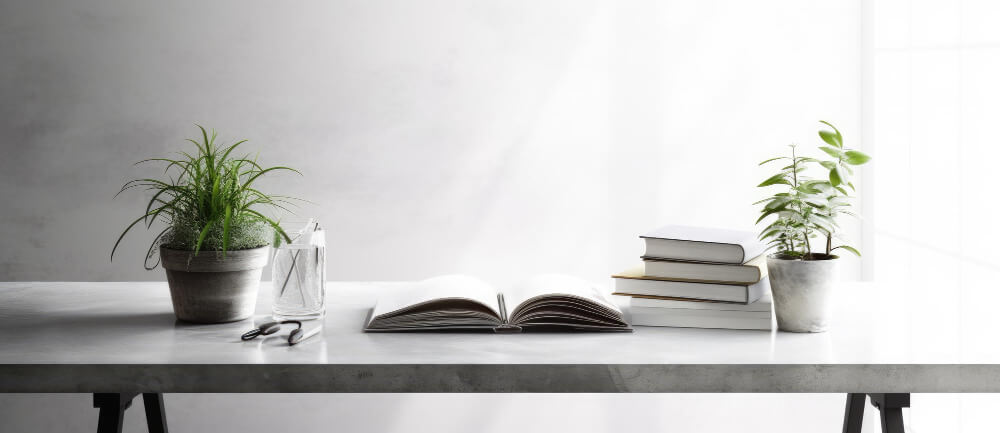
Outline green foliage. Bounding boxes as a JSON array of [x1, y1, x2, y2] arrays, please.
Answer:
[[755, 121, 871, 260], [112, 125, 301, 268], [162, 213, 271, 252]]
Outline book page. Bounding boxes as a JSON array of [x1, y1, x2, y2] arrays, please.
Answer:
[[505, 274, 620, 317], [369, 275, 502, 324]]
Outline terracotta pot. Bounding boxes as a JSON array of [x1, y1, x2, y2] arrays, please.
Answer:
[[160, 246, 269, 323]]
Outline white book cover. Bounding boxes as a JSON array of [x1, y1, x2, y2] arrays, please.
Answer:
[[641, 224, 767, 264], [626, 292, 774, 330], [641, 254, 766, 285], [628, 311, 773, 331], [613, 267, 769, 304], [628, 306, 772, 320], [628, 292, 772, 312]]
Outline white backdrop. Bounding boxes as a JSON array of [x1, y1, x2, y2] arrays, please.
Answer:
[[0, 1, 866, 432], [868, 0, 1000, 430]]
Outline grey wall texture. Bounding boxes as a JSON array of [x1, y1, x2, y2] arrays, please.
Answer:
[[1, 0, 617, 283], [0, 0, 864, 284], [0, 1, 863, 432]]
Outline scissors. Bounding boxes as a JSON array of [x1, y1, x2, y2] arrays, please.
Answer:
[[241, 320, 321, 345]]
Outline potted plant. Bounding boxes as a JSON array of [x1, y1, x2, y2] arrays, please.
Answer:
[[112, 126, 299, 323], [755, 121, 871, 332]]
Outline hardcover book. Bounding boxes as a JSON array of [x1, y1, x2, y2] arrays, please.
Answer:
[[628, 309, 773, 330], [365, 274, 631, 332], [641, 224, 767, 264], [627, 293, 774, 331], [612, 267, 768, 304], [640, 254, 767, 285]]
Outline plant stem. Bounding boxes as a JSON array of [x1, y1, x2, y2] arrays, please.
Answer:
[[791, 145, 811, 258], [791, 145, 798, 189]]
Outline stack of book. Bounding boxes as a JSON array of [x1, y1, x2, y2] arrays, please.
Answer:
[[613, 225, 773, 330]]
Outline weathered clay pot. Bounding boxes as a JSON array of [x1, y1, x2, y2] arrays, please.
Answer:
[[160, 246, 269, 323], [766, 254, 839, 333]]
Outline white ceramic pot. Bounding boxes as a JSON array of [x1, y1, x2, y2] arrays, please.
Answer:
[[766, 254, 839, 333]]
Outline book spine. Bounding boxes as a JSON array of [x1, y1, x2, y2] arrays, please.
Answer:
[[493, 324, 523, 333], [629, 314, 772, 330], [498, 293, 509, 324]]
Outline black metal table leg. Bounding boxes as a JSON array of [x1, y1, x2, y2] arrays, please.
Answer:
[[842, 393, 867, 433], [842, 393, 910, 433], [142, 393, 169, 433], [93, 393, 168, 433], [93, 393, 137, 433], [870, 393, 909, 433]]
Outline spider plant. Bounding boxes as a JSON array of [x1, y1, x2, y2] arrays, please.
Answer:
[[112, 125, 300, 269]]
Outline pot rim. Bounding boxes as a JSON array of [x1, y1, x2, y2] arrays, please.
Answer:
[[159, 244, 270, 272], [767, 252, 840, 261], [159, 244, 270, 253]]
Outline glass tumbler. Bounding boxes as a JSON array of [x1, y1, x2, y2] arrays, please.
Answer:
[[272, 219, 326, 321]]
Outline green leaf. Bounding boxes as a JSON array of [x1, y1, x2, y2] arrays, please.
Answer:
[[828, 196, 850, 207], [765, 197, 791, 210], [194, 218, 216, 256], [111, 212, 156, 261], [759, 229, 781, 241], [810, 212, 837, 226], [758, 173, 790, 187], [819, 130, 842, 148], [239, 166, 302, 192], [803, 196, 828, 207], [245, 209, 292, 245], [819, 160, 836, 170], [756, 209, 781, 224], [833, 245, 861, 256], [819, 146, 845, 159], [759, 157, 787, 165], [797, 183, 823, 194], [143, 227, 170, 271], [221, 205, 232, 257], [811, 181, 834, 193], [818, 121, 843, 147], [829, 166, 843, 186], [114, 125, 303, 262], [844, 150, 871, 165], [758, 221, 784, 237]]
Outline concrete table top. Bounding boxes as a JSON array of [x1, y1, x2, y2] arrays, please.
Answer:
[[0, 281, 997, 393]]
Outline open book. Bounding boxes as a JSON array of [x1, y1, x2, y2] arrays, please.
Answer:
[[364, 274, 632, 332]]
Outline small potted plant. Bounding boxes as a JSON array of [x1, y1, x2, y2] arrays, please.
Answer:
[[755, 121, 871, 332], [112, 126, 299, 323]]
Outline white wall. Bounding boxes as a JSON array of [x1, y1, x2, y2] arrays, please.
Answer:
[[609, 0, 864, 279], [867, 0, 1000, 430], [0, 1, 863, 432]]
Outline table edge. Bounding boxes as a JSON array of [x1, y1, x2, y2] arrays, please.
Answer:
[[2, 363, 997, 393]]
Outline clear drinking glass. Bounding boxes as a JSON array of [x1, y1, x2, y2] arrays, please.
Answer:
[[271, 218, 326, 321]]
